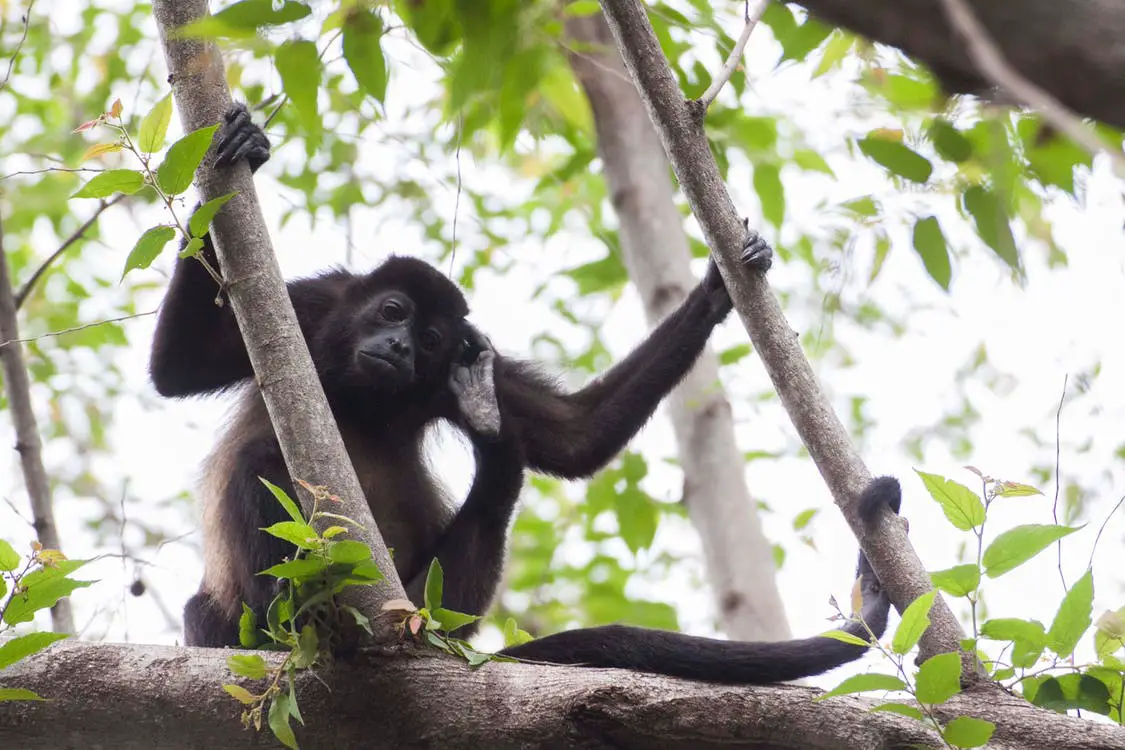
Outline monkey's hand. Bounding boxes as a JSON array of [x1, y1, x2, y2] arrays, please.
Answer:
[[214, 102, 271, 174], [701, 218, 774, 320], [450, 350, 502, 439]]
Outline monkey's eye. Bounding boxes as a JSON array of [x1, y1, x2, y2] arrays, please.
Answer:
[[420, 328, 442, 351], [381, 299, 407, 322]]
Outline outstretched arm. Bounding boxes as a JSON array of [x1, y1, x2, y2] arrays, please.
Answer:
[[494, 230, 772, 479], [149, 104, 345, 397]]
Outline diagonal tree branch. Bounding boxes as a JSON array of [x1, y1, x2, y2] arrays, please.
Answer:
[[0, 218, 75, 634], [150, 0, 405, 623], [596, 0, 965, 665]]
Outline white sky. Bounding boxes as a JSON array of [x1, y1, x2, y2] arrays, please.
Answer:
[[2, 3, 1124, 691]]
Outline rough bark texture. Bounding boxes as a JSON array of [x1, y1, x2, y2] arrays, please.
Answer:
[[595, 0, 964, 666], [151, 0, 404, 615], [0, 221, 75, 634], [798, 0, 1125, 132], [565, 14, 790, 642], [3, 641, 1123, 749]]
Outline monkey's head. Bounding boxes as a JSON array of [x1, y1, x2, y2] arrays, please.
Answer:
[[313, 257, 472, 407]]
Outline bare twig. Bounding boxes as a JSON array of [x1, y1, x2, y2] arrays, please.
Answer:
[[0, 214, 75, 634], [1052, 374, 1068, 591], [597, 0, 967, 665], [0, 166, 106, 181], [1087, 492, 1125, 573], [0, 0, 36, 91], [938, 0, 1125, 174], [697, 0, 769, 111], [15, 195, 126, 309], [0, 310, 156, 350]]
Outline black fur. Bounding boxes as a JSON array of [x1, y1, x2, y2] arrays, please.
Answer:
[[158, 104, 899, 687], [500, 477, 902, 684]]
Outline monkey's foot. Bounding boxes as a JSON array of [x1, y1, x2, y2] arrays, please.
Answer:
[[214, 102, 271, 173], [740, 217, 773, 273]]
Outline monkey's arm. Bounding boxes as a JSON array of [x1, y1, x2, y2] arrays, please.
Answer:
[[402, 354, 525, 627], [149, 104, 345, 397], [495, 232, 771, 479]]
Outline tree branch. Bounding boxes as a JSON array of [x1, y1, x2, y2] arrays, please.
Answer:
[[0, 218, 74, 634], [697, 0, 769, 111], [150, 1, 405, 622], [14, 195, 125, 310], [3, 641, 1122, 749], [937, 0, 1125, 173], [596, 0, 965, 665]]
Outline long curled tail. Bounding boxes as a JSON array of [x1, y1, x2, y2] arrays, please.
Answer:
[[500, 476, 902, 685]]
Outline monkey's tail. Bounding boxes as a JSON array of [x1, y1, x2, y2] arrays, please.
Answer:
[[499, 477, 900, 685]]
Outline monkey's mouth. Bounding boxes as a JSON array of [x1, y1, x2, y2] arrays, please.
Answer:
[[356, 351, 414, 384]]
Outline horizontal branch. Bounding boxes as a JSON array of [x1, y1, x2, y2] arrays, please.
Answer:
[[4, 641, 1120, 749]]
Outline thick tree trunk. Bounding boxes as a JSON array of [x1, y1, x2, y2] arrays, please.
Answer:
[[4, 641, 1123, 749], [797, 0, 1125, 132], [565, 14, 790, 642], [150, 0, 404, 618]]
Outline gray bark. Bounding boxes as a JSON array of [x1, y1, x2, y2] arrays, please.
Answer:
[[3, 641, 1122, 749], [565, 14, 790, 642], [0, 220, 75, 634], [797, 0, 1125, 132], [151, 0, 405, 618], [595, 0, 965, 666]]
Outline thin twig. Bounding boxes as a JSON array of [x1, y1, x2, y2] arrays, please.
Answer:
[[0, 309, 157, 350], [938, 0, 1125, 174], [697, 0, 769, 111], [1087, 492, 1125, 573], [0, 166, 106, 181], [1052, 374, 1068, 591], [15, 195, 126, 309], [448, 114, 464, 275], [0, 0, 36, 91]]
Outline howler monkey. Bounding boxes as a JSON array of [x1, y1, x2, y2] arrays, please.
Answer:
[[153, 104, 900, 685]]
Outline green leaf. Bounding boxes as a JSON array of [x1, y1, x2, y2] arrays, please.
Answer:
[[0, 539, 18, 571], [138, 93, 173, 153], [155, 124, 219, 196], [870, 702, 924, 721], [71, 169, 145, 199], [962, 186, 1019, 270], [1030, 674, 1113, 716], [892, 590, 936, 655], [268, 692, 299, 750], [179, 237, 205, 259], [858, 135, 932, 183], [503, 617, 533, 647], [432, 607, 481, 634], [19, 559, 88, 588], [817, 673, 906, 700], [327, 540, 372, 565], [929, 564, 980, 597], [292, 624, 319, 668], [3, 578, 94, 625], [424, 558, 443, 611], [1094, 607, 1125, 659], [275, 40, 321, 137], [260, 478, 305, 525], [718, 343, 752, 365], [189, 192, 237, 237], [793, 508, 818, 531], [993, 481, 1043, 498], [261, 521, 318, 550], [0, 631, 69, 670], [343, 10, 388, 104], [227, 653, 269, 680], [753, 163, 784, 228], [928, 119, 972, 163], [911, 217, 951, 290], [563, 0, 600, 16], [915, 471, 985, 530], [1047, 569, 1093, 658], [238, 603, 259, 648], [614, 487, 659, 554], [341, 604, 373, 635], [259, 558, 326, 579], [818, 629, 871, 647], [123, 225, 176, 278], [214, 0, 311, 28], [793, 149, 834, 176], [0, 688, 45, 702], [942, 716, 995, 748], [223, 683, 256, 704], [982, 524, 1081, 578], [842, 196, 879, 217], [915, 651, 962, 704], [981, 617, 1047, 668], [812, 30, 853, 79]]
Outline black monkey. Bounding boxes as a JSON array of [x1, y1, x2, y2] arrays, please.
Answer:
[[155, 105, 900, 685]]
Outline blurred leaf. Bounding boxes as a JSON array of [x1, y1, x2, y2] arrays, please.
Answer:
[[962, 186, 1019, 270], [858, 135, 932, 183], [0, 540, 19, 571], [276, 40, 321, 137], [912, 216, 951, 290], [753, 163, 784, 228], [929, 119, 972, 163], [0, 688, 45, 702], [343, 9, 388, 104]]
